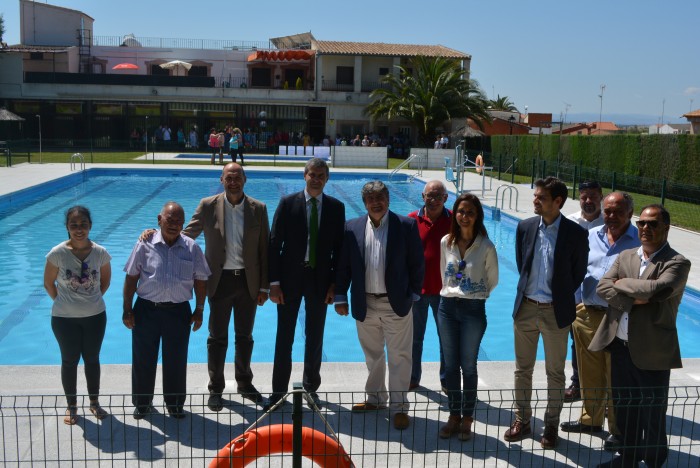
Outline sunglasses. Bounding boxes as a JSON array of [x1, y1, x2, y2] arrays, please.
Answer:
[[636, 220, 660, 229], [80, 262, 90, 281], [455, 260, 467, 280]]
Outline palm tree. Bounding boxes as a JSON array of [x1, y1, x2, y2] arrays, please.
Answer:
[[365, 56, 491, 147], [489, 94, 518, 112]]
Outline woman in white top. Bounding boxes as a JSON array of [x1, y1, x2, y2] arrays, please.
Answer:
[[43, 206, 112, 425], [437, 193, 498, 440]]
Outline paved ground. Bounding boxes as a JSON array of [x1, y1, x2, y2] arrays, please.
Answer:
[[1, 160, 699, 466]]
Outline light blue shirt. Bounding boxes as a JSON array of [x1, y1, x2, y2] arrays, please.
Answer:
[[523, 214, 561, 302], [581, 222, 640, 307], [124, 230, 211, 303]]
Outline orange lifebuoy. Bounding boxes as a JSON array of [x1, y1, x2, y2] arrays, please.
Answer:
[[209, 424, 353, 468], [475, 153, 484, 173]]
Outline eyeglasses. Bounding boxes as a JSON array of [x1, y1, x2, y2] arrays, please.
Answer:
[[423, 193, 446, 201], [636, 220, 660, 229], [455, 260, 467, 280]]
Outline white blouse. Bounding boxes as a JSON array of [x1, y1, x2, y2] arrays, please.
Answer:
[[439, 233, 498, 299]]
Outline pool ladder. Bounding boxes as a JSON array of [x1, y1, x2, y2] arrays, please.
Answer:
[[493, 184, 519, 221], [70, 153, 85, 171]]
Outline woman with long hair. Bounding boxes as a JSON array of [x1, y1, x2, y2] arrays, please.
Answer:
[[43, 206, 111, 425], [437, 193, 498, 440]]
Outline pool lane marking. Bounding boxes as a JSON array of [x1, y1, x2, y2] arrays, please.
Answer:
[[0, 181, 173, 344]]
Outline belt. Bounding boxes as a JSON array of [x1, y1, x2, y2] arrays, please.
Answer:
[[524, 296, 553, 308], [584, 304, 607, 312], [223, 269, 245, 276], [367, 293, 388, 298], [614, 337, 629, 347], [141, 298, 184, 309]]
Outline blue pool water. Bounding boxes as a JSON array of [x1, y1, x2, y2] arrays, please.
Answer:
[[1, 168, 698, 365]]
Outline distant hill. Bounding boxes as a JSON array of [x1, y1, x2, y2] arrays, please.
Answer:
[[566, 113, 686, 126]]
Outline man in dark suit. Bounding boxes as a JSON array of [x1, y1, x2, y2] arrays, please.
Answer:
[[268, 158, 346, 408], [590, 204, 690, 468], [334, 180, 424, 430], [504, 177, 589, 449], [182, 163, 270, 411]]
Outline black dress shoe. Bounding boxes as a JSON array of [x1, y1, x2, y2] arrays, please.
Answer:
[[604, 434, 623, 452], [133, 404, 154, 420], [595, 455, 638, 467], [564, 384, 581, 403], [167, 406, 186, 419], [307, 392, 322, 410], [263, 393, 284, 412], [207, 394, 224, 412], [238, 385, 263, 403], [560, 421, 603, 433]]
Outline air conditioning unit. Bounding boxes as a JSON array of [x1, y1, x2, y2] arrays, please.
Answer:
[[346, 94, 353, 102]]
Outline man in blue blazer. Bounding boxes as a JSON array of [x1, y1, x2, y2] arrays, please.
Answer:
[[268, 158, 346, 409], [503, 177, 589, 449], [335, 180, 424, 430]]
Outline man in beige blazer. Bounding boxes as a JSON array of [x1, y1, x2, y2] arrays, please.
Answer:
[[183, 163, 269, 411], [590, 204, 690, 468]]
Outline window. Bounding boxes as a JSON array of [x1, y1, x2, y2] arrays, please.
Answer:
[[336, 66, 354, 85], [151, 65, 169, 76], [189, 66, 208, 77], [379, 67, 389, 76], [30, 52, 43, 60], [251, 68, 272, 87]]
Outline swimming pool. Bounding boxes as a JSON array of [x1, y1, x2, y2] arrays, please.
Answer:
[[1, 168, 698, 365]]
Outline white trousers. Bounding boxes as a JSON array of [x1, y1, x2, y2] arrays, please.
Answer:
[[356, 295, 413, 412]]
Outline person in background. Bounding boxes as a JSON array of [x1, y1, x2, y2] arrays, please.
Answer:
[[44, 206, 112, 425], [334, 180, 424, 431], [565, 179, 605, 402], [208, 128, 220, 165], [189, 127, 198, 150], [590, 204, 690, 467], [230, 127, 245, 165], [560, 192, 639, 453], [408, 180, 451, 391], [437, 193, 498, 441], [123, 202, 210, 420], [503, 177, 589, 449]]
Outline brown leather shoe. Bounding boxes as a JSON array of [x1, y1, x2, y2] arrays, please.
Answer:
[[409, 381, 420, 390], [504, 420, 531, 442], [439, 414, 461, 439], [351, 401, 388, 412], [393, 412, 410, 430], [540, 425, 559, 449], [564, 384, 581, 403], [459, 416, 474, 441]]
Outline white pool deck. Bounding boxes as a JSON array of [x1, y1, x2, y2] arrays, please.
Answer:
[[1, 160, 699, 466]]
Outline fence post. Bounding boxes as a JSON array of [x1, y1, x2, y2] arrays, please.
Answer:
[[542, 160, 547, 180], [612, 172, 617, 192], [498, 153, 502, 181], [661, 178, 667, 206], [572, 165, 579, 200], [292, 382, 303, 468], [510, 155, 515, 184], [531, 158, 536, 188]]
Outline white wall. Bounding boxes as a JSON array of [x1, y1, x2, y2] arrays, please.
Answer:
[[332, 146, 387, 168], [21, 0, 93, 47], [408, 148, 455, 169]]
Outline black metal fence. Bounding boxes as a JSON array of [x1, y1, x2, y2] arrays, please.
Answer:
[[1, 388, 698, 466]]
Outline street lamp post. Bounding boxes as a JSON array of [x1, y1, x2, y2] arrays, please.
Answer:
[[36, 114, 42, 163]]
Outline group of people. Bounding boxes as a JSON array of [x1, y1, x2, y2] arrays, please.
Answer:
[[207, 127, 245, 165], [42, 165, 690, 466]]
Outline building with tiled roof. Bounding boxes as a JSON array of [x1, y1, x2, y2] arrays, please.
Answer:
[[0, 2, 473, 149], [683, 110, 700, 134]]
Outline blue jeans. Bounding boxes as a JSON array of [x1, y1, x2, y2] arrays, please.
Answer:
[[411, 294, 445, 386], [438, 297, 487, 418]]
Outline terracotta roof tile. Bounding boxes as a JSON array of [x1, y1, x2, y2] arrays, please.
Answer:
[[314, 40, 469, 59], [683, 109, 700, 118]]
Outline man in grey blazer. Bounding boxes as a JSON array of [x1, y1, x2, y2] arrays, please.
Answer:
[[590, 204, 690, 468], [183, 163, 270, 411], [504, 177, 589, 449]]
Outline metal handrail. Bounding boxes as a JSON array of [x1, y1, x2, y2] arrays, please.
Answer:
[[70, 153, 85, 171], [389, 153, 424, 182], [495, 184, 519, 212]]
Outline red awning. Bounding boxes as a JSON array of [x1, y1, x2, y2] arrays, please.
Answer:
[[247, 50, 313, 62]]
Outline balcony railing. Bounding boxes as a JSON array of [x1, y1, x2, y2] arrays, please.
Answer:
[[321, 81, 354, 92], [92, 35, 270, 51]]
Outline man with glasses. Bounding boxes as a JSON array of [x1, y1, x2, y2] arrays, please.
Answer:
[[504, 177, 589, 449], [565, 180, 605, 402], [560, 192, 639, 452], [408, 180, 451, 391], [590, 204, 690, 467]]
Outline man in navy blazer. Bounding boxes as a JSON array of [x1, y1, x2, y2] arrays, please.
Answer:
[[335, 180, 424, 430], [268, 158, 345, 408], [503, 177, 589, 449]]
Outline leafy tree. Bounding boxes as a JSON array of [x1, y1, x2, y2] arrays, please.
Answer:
[[489, 94, 519, 112], [365, 56, 491, 147]]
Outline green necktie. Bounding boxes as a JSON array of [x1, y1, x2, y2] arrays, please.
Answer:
[[309, 197, 318, 268]]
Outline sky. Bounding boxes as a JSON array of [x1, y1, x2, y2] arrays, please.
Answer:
[[2, 0, 699, 125]]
